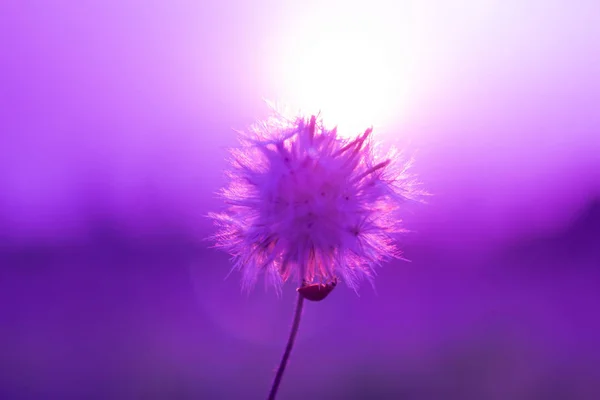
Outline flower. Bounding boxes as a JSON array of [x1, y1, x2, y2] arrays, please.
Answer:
[[209, 111, 419, 293]]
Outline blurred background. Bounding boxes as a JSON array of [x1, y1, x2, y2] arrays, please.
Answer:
[[1, 0, 599, 398]]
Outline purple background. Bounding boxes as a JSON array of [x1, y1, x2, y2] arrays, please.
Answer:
[[1, 1, 599, 399]]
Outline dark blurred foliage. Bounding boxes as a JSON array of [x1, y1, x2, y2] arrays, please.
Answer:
[[1, 199, 598, 399]]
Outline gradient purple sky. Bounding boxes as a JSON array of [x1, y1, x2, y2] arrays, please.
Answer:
[[2, 0, 599, 248]]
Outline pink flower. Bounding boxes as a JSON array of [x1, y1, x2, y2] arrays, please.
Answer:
[[209, 111, 419, 293]]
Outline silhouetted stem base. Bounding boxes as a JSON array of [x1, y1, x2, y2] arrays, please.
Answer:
[[267, 292, 305, 400]]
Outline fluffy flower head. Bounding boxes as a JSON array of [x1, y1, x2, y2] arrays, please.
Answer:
[[210, 112, 418, 292]]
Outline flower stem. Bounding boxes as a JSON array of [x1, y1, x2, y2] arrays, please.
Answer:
[[267, 292, 305, 400]]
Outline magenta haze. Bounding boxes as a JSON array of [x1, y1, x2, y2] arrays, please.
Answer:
[[209, 112, 419, 292]]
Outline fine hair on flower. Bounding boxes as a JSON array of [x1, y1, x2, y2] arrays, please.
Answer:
[[209, 109, 420, 294]]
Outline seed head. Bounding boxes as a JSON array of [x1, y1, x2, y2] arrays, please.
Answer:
[[209, 111, 419, 293]]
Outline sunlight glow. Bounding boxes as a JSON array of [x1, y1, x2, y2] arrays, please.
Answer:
[[275, 30, 412, 138]]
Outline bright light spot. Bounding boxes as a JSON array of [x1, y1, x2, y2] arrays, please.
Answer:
[[275, 30, 412, 138]]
